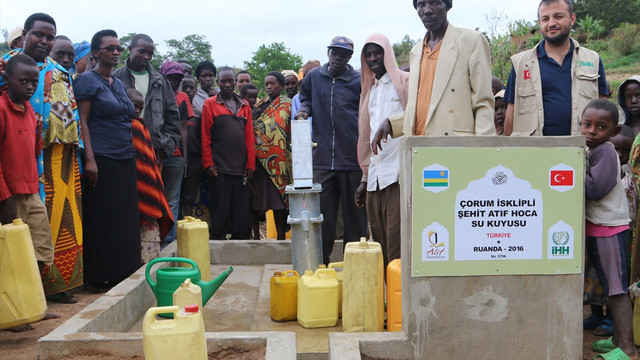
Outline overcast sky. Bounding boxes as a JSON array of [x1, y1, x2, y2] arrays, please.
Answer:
[[1, 0, 540, 68]]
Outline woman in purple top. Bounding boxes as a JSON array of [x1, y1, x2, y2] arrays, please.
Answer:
[[74, 30, 140, 293]]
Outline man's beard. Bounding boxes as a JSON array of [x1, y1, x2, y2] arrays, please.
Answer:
[[544, 28, 571, 46]]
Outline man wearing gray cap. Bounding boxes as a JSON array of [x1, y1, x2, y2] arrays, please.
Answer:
[[295, 36, 368, 264]]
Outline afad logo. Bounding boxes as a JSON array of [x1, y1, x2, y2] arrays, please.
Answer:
[[422, 222, 449, 262], [549, 164, 575, 193]]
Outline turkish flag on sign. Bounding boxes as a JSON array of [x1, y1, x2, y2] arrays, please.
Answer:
[[550, 170, 574, 186]]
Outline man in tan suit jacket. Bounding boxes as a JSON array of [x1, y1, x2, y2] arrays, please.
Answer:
[[372, 0, 494, 151]]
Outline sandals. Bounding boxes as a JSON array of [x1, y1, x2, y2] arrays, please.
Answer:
[[584, 314, 604, 329], [593, 347, 632, 360], [592, 337, 616, 353], [46, 292, 78, 304], [595, 318, 614, 337]]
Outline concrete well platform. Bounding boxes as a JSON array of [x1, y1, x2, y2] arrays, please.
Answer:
[[39, 239, 363, 360]]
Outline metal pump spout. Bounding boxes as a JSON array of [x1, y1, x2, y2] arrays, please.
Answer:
[[301, 211, 311, 232]]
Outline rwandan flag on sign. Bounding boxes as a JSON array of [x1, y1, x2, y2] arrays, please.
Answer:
[[423, 170, 448, 187]]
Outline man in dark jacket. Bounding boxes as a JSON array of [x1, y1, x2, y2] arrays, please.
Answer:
[[295, 36, 368, 264], [113, 33, 182, 245]]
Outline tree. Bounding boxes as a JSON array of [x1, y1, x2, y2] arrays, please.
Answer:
[[1, 28, 13, 57], [575, 15, 607, 42], [117, 32, 135, 68], [244, 42, 303, 93], [573, 0, 640, 33], [484, 9, 508, 40], [0, 42, 10, 58], [164, 34, 213, 67], [392, 35, 418, 67], [489, 33, 518, 83], [488, 19, 540, 83]]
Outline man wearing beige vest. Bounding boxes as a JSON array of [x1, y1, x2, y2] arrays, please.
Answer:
[[371, 0, 495, 147], [503, 0, 607, 136]]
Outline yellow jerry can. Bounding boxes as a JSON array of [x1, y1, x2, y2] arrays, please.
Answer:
[[143, 305, 207, 360], [297, 268, 338, 328], [0, 219, 47, 330], [173, 278, 203, 312], [177, 217, 211, 282], [387, 258, 402, 332], [342, 237, 384, 332], [266, 210, 291, 239], [328, 262, 344, 318], [270, 270, 299, 322]]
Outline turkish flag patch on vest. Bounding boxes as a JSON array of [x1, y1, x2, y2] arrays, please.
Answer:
[[524, 69, 531, 80]]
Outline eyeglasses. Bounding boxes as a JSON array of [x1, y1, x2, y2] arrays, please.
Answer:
[[100, 46, 124, 53]]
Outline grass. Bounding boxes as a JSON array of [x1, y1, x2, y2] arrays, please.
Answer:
[[602, 52, 640, 69], [584, 45, 640, 84]]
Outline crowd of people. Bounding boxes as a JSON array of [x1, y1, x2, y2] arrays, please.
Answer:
[[1, 1, 640, 358]]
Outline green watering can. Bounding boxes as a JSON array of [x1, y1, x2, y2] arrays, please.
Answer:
[[145, 257, 233, 313]]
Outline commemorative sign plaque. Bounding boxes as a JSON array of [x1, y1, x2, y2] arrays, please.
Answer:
[[411, 147, 584, 277]]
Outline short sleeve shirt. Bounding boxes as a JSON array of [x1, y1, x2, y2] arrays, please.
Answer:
[[74, 70, 135, 159]]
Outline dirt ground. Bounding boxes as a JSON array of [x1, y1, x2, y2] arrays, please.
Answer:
[[0, 282, 632, 359], [0, 284, 265, 360], [0, 287, 102, 360]]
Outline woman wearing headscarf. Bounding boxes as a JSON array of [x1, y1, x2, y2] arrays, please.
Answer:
[[72, 41, 94, 76], [250, 71, 292, 239], [74, 29, 140, 292], [6, 26, 23, 50]]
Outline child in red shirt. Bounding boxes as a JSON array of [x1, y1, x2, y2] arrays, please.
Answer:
[[0, 54, 55, 330], [0, 54, 53, 260]]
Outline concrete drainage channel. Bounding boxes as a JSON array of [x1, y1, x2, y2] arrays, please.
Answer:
[[39, 239, 406, 360], [38, 241, 296, 359]]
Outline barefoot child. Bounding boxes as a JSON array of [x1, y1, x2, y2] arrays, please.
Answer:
[[583, 99, 639, 360], [585, 125, 636, 337], [0, 54, 57, 331]]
